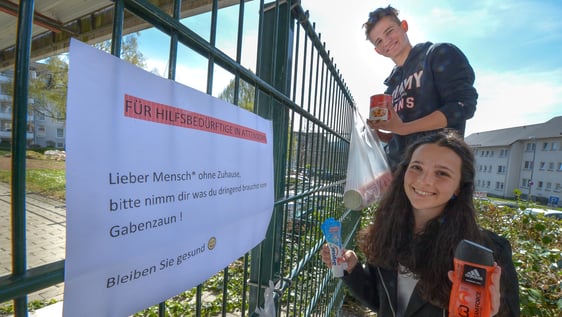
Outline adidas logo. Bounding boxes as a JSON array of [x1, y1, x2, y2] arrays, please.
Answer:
[[464, 268, 484, 282]]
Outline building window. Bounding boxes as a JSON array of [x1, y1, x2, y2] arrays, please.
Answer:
[[558, 162, 562, 171], [555, 183, 561, 192], [524, 161, 533, 169], [525, 143, 535, 152], [548, 162, 554, 171], [539, 162, 545, 170], [497, 166, 506, 173], [1, 102, 11, 113], [542, 142, 549, 151], [551, 142, 559, 151], [537, 181, 543, 189], [56, 128, 64, 138], [486, 181, 491, 188], [37, 125, 46, 137], [546, 182, 552, 191], [36, 112, 45, 121]]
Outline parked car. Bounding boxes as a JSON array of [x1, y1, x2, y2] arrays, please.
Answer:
[[520, 208, 548, 216], [520, 208, 562, 221], [544, 210, 562, 220]]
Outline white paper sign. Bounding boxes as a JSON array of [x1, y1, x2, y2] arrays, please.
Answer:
[[63, 39, 274, 316]]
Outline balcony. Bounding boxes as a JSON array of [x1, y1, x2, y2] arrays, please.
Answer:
[[0, 130, 34, 142], [0, 111, 34, 121]]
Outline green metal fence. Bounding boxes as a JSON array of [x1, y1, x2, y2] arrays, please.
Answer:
[[0, 0, 361, 316]]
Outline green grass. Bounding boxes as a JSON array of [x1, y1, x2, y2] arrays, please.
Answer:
[[0, 169, 66, 201]]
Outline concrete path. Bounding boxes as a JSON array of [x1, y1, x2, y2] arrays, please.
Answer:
[[0, 182, 66, 307]]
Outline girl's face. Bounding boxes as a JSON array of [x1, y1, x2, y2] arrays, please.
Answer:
[[404, 143, 462, 229]]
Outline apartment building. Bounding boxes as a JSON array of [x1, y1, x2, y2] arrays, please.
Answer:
[[0, 63, 65, 148], [465, 116, 562, 206]]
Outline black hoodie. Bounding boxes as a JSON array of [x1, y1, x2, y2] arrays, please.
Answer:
[[383, 42, 478, 170]]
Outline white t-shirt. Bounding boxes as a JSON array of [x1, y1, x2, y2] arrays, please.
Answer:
[[397, 265, 419, 317]]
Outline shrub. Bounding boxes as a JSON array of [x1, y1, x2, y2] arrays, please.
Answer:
[[476, 201, 562, 316]]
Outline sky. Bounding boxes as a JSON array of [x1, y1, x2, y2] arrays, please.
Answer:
[[138, 0, 562, 136]]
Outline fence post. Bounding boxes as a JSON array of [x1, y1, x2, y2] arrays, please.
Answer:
[[10, 0, 35, 315], [249, 0, 294, 314]]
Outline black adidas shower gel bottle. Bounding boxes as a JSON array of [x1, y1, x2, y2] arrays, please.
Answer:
[[448, 239, 494, 317]]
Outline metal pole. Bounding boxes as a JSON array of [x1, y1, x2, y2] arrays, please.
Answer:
[[12, 0, 35, 315]]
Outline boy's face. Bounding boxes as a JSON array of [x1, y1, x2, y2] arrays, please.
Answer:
[[368, 16, 410, 61]]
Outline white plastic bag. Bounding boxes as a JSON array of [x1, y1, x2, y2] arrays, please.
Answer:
[[343, 109, 391, 210], [254, 280, 276, 317]]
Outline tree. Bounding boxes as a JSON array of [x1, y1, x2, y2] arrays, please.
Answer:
[[2, 33, 147, 122], [94, 33, 147, 69], [28, 55, 68, 120], [218, 76, 255, 112]]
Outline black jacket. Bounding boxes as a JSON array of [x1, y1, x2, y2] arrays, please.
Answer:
[[342, 230, 520, 317], [384, 42, 478, 170]]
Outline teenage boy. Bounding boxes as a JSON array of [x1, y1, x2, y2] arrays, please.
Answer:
[[365, 5, 478, 171]]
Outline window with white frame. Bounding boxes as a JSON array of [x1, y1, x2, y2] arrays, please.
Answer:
[[37, 125, 46, 137]]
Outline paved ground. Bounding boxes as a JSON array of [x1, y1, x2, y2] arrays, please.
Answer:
[[0, 182, 66, 306]]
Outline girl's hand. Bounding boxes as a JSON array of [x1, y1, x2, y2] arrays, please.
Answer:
[[447, 262, 502, 316], [489, 263, 502, 316], [320, 244, 359, 273]]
